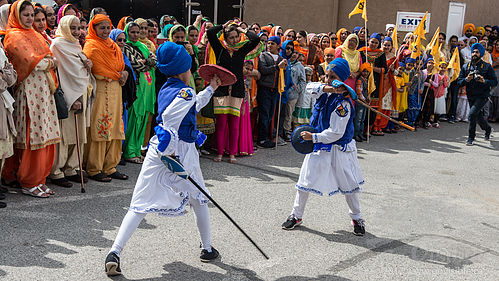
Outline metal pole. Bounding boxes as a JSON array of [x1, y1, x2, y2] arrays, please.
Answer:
[[214, 0, 218, 24]]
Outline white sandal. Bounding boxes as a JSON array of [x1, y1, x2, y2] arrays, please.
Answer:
[[21, 185, 50, 198]]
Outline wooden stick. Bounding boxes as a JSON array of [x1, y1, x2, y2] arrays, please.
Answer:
[[74, 113, 85, 193], [356, 99, 415, 131]]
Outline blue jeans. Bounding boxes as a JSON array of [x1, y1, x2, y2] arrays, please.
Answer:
[[467, 97, 491, 140], [257, 87, 279, 142], [354, 102, 367, 138]]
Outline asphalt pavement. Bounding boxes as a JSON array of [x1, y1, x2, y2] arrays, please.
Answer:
[[1, 121, 499, 280]]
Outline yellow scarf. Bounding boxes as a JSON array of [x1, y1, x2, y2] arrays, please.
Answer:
[[339, 34, 360, 73]]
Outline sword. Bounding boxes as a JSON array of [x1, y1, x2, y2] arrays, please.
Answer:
[[160, 154, 269, 260]]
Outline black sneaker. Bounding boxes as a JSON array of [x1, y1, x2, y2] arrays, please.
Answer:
[[105, 252, 121, 276], [281, 214, 302, 230], [485, 128, 492, 141], [352, 219, 366, 236], [466, 139, 474, 146], [200, 247, 219, 262], [257, 140, 275, 149]]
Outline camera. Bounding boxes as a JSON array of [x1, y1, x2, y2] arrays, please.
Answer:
[[469, 70, 480, 80]]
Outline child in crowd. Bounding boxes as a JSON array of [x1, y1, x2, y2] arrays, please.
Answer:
[[292, 67, 315, 127], [395, 62, 409, 116], [406, 57, 426, 127], [353, 63, 371, 142], [456, 86, 469, 122], [433, 61, 449, 128]]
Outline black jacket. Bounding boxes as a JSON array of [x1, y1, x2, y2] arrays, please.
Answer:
[[207, 25, 260, 98], [457, 59, 498, 99], [257, 52, 284, 89]]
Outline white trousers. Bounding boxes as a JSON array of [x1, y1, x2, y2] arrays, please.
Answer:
[[110, 197, 212, 256], [291, 189, 362, 220]]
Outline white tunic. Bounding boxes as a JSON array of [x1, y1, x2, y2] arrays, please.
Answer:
[[129, 86, 214, 216], [296, 83, 364, 196]]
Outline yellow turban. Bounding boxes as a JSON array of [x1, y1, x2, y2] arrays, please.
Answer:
[[474, 26, 485, 36]]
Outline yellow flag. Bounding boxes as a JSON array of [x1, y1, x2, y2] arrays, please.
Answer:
[[410, 35, 422, 59], [367, 65, 376, 96], [448, 47, 461, 82], [413, 12, 428, 40], [349, 0, 367, 20], [430, 28, 441, 66], [427, 27, 440, 50], [278, 68, 285, 93], [392, 26, 398, 52]]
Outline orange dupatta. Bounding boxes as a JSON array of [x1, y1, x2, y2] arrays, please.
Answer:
[[116, 16, 130, 30], [5, 0, 52, 84], [83, 14, 124, 80], [335, 28, 347, 48]]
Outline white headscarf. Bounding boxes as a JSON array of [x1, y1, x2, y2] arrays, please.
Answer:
[[50, 15, 91, 110], [0, 4, 10, 33]]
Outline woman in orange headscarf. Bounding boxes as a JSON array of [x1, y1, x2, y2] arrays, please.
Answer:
[[116, 16, 132, 31], [83, 14, 128, 182], [335, 28, 348, 48], [2, 0, 60, 198]]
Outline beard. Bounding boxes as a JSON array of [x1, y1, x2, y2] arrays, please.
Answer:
[[471, 55, 481, 63]]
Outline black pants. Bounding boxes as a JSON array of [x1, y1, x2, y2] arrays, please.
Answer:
[[257, 87, 279, 142], [468, 97, 491, 140]]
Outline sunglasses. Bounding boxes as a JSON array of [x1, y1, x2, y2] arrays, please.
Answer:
[[277, 32, 283, 36], [116, 38, 126, 42], [285, 46, 293, 50]]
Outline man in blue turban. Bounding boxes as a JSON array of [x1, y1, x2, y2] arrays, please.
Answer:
[[457, 42, 498, 145], [105, 41, 222, 276], [282, 58, 366, 236]]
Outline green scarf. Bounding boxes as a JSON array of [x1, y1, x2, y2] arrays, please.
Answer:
[[124, 23, 150, 59]]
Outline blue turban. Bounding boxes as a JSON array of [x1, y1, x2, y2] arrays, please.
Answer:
[[471, 43, 485, 57], [405, 57, 416, 64], [383, 36, 393, 43], [268, 36, 281, 46], [370, 32, 381, 42], [353, 26, 361, 34], [156, 41, 192, 76], [326, 58, 350, 82], [399, 62, 406, 68]]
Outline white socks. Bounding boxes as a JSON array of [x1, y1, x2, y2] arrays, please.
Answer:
[[109, 197, 213, 256]]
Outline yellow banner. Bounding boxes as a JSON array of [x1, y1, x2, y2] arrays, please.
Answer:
[[448, 47, 461, 82], [349, 0, 367, 20], [392, 26, 398, 52], [413, 11, 428, 40]]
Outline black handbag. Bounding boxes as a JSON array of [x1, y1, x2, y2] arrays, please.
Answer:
[[53, 69, 68, 120]]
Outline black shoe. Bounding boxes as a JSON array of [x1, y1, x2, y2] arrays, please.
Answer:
[[105, 252, 121, 276], [466, 139, 474, 146], [66, 173, 89, 184], [0, 201, 6, 208], [485, 128, 492, 141], [0, 193, 5, 200], [281, 214, 302, 230], [200, 247, 219, 262], [107, 171, 129, 180], [353, 219, 366, 236], [354, 136, 363, 142], [50, 177, 73, 188], [283, 133, 292, 142], [257, 140, 275, 149]]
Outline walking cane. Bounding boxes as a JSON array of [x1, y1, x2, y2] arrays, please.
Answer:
[[160, 155, 269, 260], [74, 113, 85, 193], [274, 92, 283, 150]]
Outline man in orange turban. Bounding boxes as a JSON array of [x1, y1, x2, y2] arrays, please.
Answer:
[[463, 23, 475, 38]]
